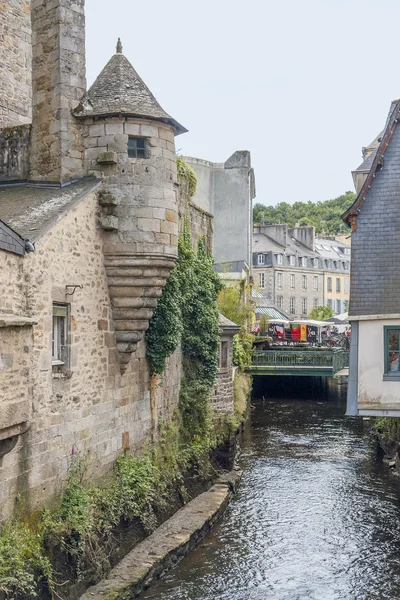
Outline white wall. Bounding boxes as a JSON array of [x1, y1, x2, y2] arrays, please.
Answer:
[[358, 319, 400, 415]]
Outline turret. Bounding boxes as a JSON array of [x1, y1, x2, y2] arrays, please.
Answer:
[[74, 40, 187, 371]]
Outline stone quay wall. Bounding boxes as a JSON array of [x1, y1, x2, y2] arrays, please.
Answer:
[[0, 0, 32, 128]]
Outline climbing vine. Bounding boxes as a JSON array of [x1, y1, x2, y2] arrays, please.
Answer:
[[177, 157, 197, 198]]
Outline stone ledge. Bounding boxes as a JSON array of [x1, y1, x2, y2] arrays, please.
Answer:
[[79, 469, 242, 600], [0, 314, 38, 328]]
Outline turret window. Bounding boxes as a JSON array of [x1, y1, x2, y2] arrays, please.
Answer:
[[128, 137, 147, 158]]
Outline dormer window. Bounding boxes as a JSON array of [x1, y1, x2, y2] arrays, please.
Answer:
[[276, 254, 283, 265], [290, 255, 296, 266], [257, 254, 265, 265], [128, 137, 147, 158]]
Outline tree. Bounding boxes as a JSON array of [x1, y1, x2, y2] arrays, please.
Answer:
[[308, 306, 334, 321]]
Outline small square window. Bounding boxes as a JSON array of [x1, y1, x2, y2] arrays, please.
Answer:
[[128, 137, 147, 158]]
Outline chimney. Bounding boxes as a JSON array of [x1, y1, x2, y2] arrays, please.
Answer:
[[29, 0, 86, 183], [289, 226, 315, 251]]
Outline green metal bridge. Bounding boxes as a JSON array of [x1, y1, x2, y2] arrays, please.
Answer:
[[247, 349, 350, 377]]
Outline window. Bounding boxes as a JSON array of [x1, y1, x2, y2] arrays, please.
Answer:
[[327, 299, 332, 308], [384, 327, 400, 375], [290, 274, 295, 289], [290, 255, 296, 266], [327, 277, 332, 292], [302, 275, 307, 290], [277, 272, 283, 289], [344, 262, 349, 271], [276, 254, 283, 265], [336, 299, 341, 314], [300, 256, 307, 268], [289, 297, 295, 314], [313, 276, 318, 290], [257, 254, 265, 265], [314, 258, 319, 268], [52, 304, 69, 367], [128, 137, 147, 158], [302, 298, 307, 314], [344, 278, 349, 294], [276, 296, 283, 308], [333, 261, 337, 270], [336, 278, 341, 293], [258, 273, 265, 288], [219, 341, 228, 369], [314, 297, 319, 308]]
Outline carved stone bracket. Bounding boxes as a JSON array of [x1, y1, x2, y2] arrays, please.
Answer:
[[104, 254, 176, 372]]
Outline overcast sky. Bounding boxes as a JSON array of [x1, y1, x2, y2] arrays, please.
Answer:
[[86, 0, 399, 207]]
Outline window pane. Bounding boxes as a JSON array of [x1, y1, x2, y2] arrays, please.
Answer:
[[389, 352, 399, 372], [389, 330, 399, 351]]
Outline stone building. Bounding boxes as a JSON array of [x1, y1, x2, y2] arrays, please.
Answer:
[[183, 153, 256, 275], [252, 225, 350, 318], [344, 99, 400, 417], [0, 1, 234, 522]]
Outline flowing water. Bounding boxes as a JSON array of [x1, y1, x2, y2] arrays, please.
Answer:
[[141, 378, 400, 600]]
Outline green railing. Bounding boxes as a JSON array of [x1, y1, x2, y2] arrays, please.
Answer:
[[251, 349, 349, 375]]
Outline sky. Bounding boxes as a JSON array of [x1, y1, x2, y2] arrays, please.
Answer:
[[85, 0, 400, 207]]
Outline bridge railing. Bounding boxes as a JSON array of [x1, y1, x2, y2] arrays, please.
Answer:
[[252, 349, 349, 374]]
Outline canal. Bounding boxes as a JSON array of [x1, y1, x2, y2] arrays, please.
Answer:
[[141, 377, 400, 600]]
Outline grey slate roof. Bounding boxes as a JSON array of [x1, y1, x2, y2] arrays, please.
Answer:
[[218, 313, 240, 333], [0, 179, 101, 241], [75, 46, 187, 135]]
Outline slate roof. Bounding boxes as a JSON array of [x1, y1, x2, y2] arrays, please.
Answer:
[[74, 42, 187, 135], [0, 179, 101, 241], [218, 312, 241, 334], [253, 232, 318, 257]]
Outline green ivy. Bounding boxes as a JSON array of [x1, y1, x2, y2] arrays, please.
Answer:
[[177, 157, 197, 198]]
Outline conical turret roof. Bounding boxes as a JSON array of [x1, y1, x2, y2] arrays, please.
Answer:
[[74, 40, 187, 135]]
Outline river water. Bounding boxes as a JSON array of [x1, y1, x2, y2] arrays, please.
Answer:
[[141, 378, 400, 600]]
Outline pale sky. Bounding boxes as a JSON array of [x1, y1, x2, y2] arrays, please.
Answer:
[[86, 0, 400, 206]]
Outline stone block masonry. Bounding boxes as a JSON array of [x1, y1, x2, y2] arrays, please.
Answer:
[[29, 0, 86, 182], [0, 0, 32, 128]]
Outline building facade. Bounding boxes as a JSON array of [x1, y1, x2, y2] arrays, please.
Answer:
[[0, 2, 236, 522], [344, 99, 400, 417], [252, 225, 350, 319], [183, 153, 256, 273]]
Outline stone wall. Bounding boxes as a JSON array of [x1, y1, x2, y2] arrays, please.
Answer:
[[0, 0, 32, 128], [211, 335, 235, 414], [0, 190, 182, 521], [0, 124, 31, 182], [29, 0, 86, 182], [178, 178, 213, 251]]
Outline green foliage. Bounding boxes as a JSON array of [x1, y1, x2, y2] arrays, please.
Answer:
[[145, 267, 183, 375], [259, 314, 269, 334], [0, 521, 53, 598], [232, 333, 254, 371], [253, 191, 355, 235], [177, 157, 197, 198], [308, 305, 334, 321], [371, 417, 400, 442], [179, 377, 213, 441]]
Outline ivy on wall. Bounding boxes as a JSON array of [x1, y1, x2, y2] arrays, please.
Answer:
[[177, 157, 197, 198]]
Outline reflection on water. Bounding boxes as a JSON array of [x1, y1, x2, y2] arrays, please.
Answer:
[[140, 378, 400, 600]]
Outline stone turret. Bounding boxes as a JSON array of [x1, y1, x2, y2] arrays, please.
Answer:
[[29, 0, 86, 183], [74, 40, 187, 371]]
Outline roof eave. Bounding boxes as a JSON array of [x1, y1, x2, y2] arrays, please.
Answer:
[[342, 99, 400, 227], [74, 110, 188, 136]]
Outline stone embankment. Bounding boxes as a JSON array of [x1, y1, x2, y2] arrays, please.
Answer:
[[79, 470, 242, 600]]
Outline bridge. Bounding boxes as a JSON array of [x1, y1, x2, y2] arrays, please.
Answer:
[[247, 348, 349, 377]]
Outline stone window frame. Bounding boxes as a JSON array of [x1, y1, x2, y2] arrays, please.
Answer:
[[127, 136, 147, 159], [276, 272, 283, 289], [258, 272, 265, 288], [52, 303, 71, 377], [383, 326, 400, 380], [289, 297, 295, 314], [302, 275, 307, 290]]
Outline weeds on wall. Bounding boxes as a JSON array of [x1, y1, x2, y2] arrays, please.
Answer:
[[218, 282, 255, 370], [176, 157, 197, 198]]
